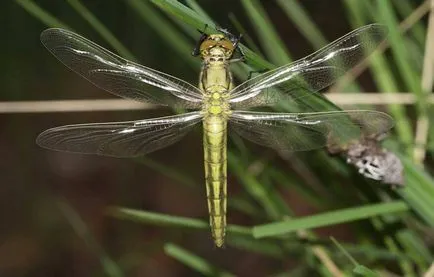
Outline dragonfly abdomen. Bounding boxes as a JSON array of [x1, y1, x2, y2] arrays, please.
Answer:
[[203, 115, 227, 247]]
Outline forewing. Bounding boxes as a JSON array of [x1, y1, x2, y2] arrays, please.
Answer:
[[230, 110, 394, 153], [230, 24, 387, 108], [36, 112, 202, 157], [41, 28, 203, 108]]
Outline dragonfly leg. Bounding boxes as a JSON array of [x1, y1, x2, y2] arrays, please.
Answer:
[[229, 57, 245, 64], [230, 32, 245, 63], [192, 24, 209, 56], [247, 68, 268, 80]]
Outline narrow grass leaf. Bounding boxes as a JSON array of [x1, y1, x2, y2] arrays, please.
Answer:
[[108, 206, 207, 228], [330, 237, 358, 266], [227, 236, 286, 259], [397, 154, 434, 226], [240, 0, 292, 65], [107, 206, 252, 236], [228, 196, 262, 218], [136, 157, 263, 219], [332, 243, 410, 262], [331, 237, 380, 276], [67, 0, 136, 61], [164, 243, 235, 277], [228, 13, 264, 55], [343, 0, 414, 149], [394, 0, 427, 50], [361, 214, 417, 276], [228, 152, 282, 220], [135, 157, 197, 188], [267, 165, 326, 209], [353, 265, 379, 277], [150, 0, 212, 28], [127, 0, 200, 69], [397, 230, 432, 271], [253, 201, 409, 238], [276, 0, 328, 49], [377, 1, 424, 112], [185, 0, 213, 23], [15, 0, 71, 29], [58, 200, 124, 277]]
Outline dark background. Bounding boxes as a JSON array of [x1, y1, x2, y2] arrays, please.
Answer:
[[0, 1, 427, 277]]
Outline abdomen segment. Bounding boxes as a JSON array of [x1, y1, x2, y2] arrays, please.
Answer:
[[203, 115, 227, 247]]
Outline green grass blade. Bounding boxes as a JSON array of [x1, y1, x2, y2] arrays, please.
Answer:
[[228, 152, 282, 220], [149, 0, 212, 29], [253, 201, 409, 238], [228, 196, 262, 218], [276, 0, 328, 49], [127, 0, 200, 69], [353, 265, 379, 277], [228, 13, 264, 55], [58, 200, 124, 277], [394, 0, 427, 46], [66, 0, 137, 61], [135, 157, 197, 187], [397, 230, 432, 270], [164, 243, 235, 277], [108, 206, 207, 228], [107, 206, 252, 236], [343, 0, 414, 149], [185, 0, 213, 23], [227, 236, 286, 259], [331, 237, 382, 276], [15, 0, 71, 29], [330, 237, 357, 264], [332, 243, 411, 262], [136, 157, 263, 219], [377, 1, 423, 109], [240, 0, 292, 65], [397, 154, 434, 226], [277, 0, 364, 93], [267, 164, 327, 209], [369, 216, 419, 277]]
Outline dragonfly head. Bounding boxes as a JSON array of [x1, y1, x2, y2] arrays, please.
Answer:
[[199, 34, 234, 63]]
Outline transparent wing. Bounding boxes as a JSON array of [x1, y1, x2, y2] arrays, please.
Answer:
[[230, 24, 387, 108], [36, 112, 202, 157], [229, 110, 394, 152], [41, 28, 203, 108]]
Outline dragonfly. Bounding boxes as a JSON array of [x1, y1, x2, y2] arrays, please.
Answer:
[[37, 24, 394, 247]]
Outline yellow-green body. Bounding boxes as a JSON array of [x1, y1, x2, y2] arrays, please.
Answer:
[[199, 37, 234, 247]]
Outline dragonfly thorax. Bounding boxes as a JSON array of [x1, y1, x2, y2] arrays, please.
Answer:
[[199, 48, 232, 117], [202, 92, 230, 116]]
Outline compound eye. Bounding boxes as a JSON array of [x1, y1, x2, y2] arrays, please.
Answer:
[[199, 39, 216, 52], [220, 39, 234, 51]]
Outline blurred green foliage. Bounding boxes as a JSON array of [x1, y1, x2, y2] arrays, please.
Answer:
[[6, 0, 434, 276]]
